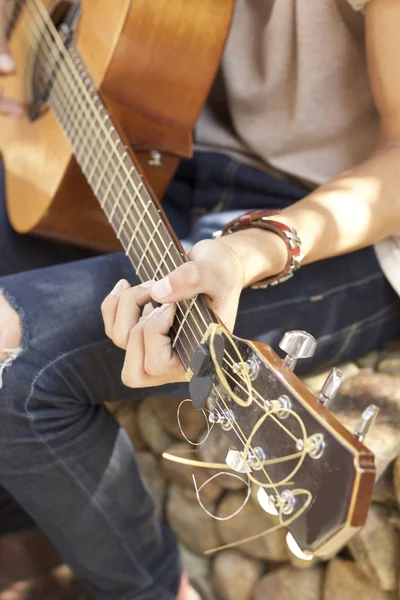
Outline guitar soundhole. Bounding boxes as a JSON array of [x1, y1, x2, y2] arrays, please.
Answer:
[[29, 1, 76, 121]]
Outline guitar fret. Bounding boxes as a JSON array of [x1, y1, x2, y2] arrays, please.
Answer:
[[115, 182, 143, 234], [136, 220, 163, 273], [125, 200, 152, 255], [153, 242, 174, 279], [110, 177, 139, 221], [172, 298, 198, 348], [87, 137, 111, 188], [97, 151, 127, 198], [84, 125, 110, 180]]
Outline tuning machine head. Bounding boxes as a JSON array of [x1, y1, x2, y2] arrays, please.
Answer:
[[279, 330, 317, 371], [317, 367, 343, 406], [353, 404, 379, 442]]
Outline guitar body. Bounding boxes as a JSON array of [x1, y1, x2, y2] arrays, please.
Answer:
[[1, 0, 233, 252]]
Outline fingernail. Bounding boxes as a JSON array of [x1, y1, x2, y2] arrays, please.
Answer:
[[0, 54, 16, 73], [159, 303, 172, 313], [110, 279, 129, 295], [152, 277, 172, 298], [146, 303, 171, 321], [139, 280, 155, 288], [145, 306, 163, 321]]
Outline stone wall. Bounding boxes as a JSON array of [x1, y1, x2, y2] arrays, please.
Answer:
[[107, 340, 400, 600]]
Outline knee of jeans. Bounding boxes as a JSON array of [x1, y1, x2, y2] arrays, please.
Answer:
[[0, 291, 23, 387]]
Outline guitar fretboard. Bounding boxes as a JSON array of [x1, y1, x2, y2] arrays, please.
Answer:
[[22, 5, 215, 370]]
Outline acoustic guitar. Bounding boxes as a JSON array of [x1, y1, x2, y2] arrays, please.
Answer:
[[2, 0, 378, 561]]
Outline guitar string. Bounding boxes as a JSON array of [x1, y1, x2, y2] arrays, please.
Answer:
[[19, 0, 309, 458], [19, 8, 261, 437], [18, 3, 309, 489], [24, 3, 267, 418], [164, 442, 313, 554], [208, 325, 310, 490], [22, 0, 272, 403], [19, 3, 207, 374], [20, 0, 314, 516], [19, 7, 306, 482], [22, 0, 303, 426], [18, 4, 275, 424], [213, 363, 306, 491], [17, 10, 273, 471], [23, 0, 214, 356], [20, 14, 316, 548], [19, 3, 306, 439], [161, 403, 312, 556]]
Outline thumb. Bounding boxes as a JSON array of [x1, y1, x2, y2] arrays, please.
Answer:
[[150, 262, 212, 304], [150, 261, 240, 331]]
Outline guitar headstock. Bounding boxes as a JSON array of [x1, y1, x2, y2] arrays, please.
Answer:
[[188, 325, 377, 559]]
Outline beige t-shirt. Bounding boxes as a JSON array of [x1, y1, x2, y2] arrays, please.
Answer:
[[195, 0, 400, 296]]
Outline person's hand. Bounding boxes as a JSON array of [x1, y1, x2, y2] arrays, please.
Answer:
[[101, 238, 245, 388], [0, 0, 24, 117]]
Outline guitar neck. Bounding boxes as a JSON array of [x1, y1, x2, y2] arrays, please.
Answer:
[[48, 44, 213, 369]]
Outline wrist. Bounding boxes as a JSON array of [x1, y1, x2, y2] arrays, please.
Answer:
[[218, 228, 288, 288]]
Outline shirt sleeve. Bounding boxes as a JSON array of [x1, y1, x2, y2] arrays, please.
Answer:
[[347, 0, 370, 10]]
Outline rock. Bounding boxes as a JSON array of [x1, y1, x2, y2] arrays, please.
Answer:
[[384, 339, 400, 353], [373, 463, 395, 505], [211, 549, 264, 600], [348, 505, 400, 591], [377, 358, 400, 378], [1, 564, 90, 600], [166, 483, 220, 555], [333, 371, 400, 477], [137, 397, 175, 455], [180, 544, 211, 583], [216, 492, 289, 561], [197, 426, 246, 490], [147, 396, 207, 441], [301, 362, 359, 395], [356, 351, 380, 370], [162, 443, 222, 501], [388, 511, 400, 531], [394, 457, 400, 506], [253, 565, 324, 600], [136, 452, 165, 519], [324, 559, 396, 600], [109, 401, 147, 450], [377, 340, 400, 378], [179, 544, 216, 600]]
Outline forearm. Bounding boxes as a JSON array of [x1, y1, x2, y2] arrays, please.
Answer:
[[277, 144, 400, 264], [221, 144, 400, 288]]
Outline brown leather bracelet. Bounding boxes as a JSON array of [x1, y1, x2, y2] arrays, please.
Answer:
[[217, 209, 304, 289]]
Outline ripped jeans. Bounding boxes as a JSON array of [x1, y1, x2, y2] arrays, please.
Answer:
[[1, 152, 400, 600]]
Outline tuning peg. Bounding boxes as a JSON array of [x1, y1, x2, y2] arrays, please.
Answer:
[[353, 404, 379, 442], [317, 367, 343, 406], [279, 331, 317, 371], [225, 448, 265, 473], [225, 449, 252, 473]]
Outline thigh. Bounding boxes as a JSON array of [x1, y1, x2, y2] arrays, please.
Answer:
[[0, 249, 188, 403], [235, 245, 400, 374], [0, 484, 35, 535], [0, 252, 182, 599]]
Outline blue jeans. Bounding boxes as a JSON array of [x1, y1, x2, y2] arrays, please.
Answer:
[[0, 153, 399, 600]]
